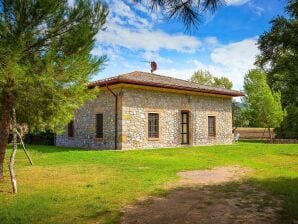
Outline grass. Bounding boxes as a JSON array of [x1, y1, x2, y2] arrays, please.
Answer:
[[0, 142, 297, 224]]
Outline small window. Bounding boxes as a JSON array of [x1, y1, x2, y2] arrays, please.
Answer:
[[148, 113, 159, 138], [208, 116, 216, 137], [181, 111, 190, 144], [96, 114, 103, 138], [68, 120, 74, 137]]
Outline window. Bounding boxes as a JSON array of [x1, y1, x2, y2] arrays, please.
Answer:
[[68, 120, 74, 137], [148, 113, 159, 138], [181, 111, 190, 144], [96, 114, 103, 138], [208, 116, 216, 137]]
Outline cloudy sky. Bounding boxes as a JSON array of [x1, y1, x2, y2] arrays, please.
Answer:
[[92, 0, 286, 90]]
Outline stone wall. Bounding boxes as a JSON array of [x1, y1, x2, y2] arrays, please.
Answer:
[[56, 86, 233, 150], [55, 90, 120, 149], [120, 88, 233, 149]]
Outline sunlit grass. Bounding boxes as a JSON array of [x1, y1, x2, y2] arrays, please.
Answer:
[[0, 142, 297, 223]]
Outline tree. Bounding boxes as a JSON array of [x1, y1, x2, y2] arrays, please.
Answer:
[[0, 0, 108, 181], [190, 69, 233, 89], [137, 0, 224, 30], [256, 0, 298, 138], [232, 101, 249, 131], [243, 69, 284, 140]]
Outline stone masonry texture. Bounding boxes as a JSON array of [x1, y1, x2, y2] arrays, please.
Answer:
[[56, 86, 233, 150]]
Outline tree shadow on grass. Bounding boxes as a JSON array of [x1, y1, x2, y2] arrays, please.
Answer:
[[17, 144, 113, 153], [120, 177, 298, 224]]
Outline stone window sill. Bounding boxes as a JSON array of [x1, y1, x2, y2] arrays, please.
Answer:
[[96, 137, 103, 141], [148, 138, 159, 141]]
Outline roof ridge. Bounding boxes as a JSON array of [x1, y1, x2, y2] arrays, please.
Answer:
[[128, 71, 237, 92], [87, 70, 244, 96]]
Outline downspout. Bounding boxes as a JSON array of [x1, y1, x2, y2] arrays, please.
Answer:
[[106, 84, 118, 150]]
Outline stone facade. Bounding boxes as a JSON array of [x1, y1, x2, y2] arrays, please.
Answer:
[[56, 85, 233, 149], [56, 90, 120, 149]]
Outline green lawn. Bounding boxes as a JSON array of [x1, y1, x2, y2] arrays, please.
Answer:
[[0, 142, 297, 224]]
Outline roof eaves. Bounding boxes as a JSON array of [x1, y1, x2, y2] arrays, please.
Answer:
[[89, 78, 244, 97]]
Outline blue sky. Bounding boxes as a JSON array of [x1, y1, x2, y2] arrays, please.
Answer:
[[91, 0, 287, 90]]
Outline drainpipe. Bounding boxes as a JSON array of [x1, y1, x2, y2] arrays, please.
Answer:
[[106, 84, 118, 150]]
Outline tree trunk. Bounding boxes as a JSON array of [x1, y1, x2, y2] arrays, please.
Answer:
[[0, 88, 11, 180], [16, 130, 33, 165], [9, 108, 17, 194]]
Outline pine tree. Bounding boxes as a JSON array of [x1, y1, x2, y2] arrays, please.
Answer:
[[0, 0, 108, 180]]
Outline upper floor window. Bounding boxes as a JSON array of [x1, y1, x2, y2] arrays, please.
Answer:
[[208, 116, 216, 137], [68, 120, 74, 137], [96, 114, 103, 138], [148, 113, 159, 138]]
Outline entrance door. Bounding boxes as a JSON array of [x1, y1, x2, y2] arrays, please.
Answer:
[[181, 111, 190, 144]]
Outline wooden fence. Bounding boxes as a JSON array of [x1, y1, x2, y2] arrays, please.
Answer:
[[234, 127, 275, 140]]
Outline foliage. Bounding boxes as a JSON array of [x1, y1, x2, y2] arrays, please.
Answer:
[[243, 69, 284, 131], [232, 101, 249, 129], [24, 130, 55, 145], [0, 143, 297, 223], [190, 69, 233, 89], [256, 0, 298, 138], [0, 0, 108, 133], [275, 105, 298, 139], [137, 0, 224, 30]]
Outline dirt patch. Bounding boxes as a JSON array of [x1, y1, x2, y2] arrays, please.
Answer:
[[175, 166, 252, 186], [120, 166, 283, 224]]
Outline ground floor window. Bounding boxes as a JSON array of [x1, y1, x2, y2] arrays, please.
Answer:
[[208, 116, 216, 137], [148, 113, 159, 138], [181, 111, 190, 144], [68, 120, 74, 138], [96, 114, 103, 138]]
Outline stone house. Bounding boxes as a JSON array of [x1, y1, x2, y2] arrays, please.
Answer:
[[56, 71, 244, 150]]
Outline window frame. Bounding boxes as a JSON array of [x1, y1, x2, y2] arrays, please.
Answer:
[[181, 111, 190, 144], [208, 116, 216, 137], [96, 113, 103, 139], [68, 120, 74, 138], [148, 113, 159, 140]]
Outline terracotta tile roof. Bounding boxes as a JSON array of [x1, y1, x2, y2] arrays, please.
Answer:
[[88, 71, 244, 97]]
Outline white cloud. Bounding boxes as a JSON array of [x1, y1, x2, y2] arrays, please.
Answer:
[[97, 22, 201, 53], [211, 38, 259, 72], [225, 0, 250, 6], [96, 0, 201, 53], [152, 38, 259, 90], [142, 51, 173, 64]]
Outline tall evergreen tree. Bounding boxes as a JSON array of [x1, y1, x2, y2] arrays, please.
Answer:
[[243, 69, 284, 139], [0, 0, 108, 179], [257, 0, 298, 138]]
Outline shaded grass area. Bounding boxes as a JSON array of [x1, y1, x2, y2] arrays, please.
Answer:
[[0, 142, 297, 223]]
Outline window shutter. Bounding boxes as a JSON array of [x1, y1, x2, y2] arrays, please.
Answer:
[[96, 114, 103, 138]]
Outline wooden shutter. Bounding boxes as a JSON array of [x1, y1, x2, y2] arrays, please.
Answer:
[[208, 116, 216, 137], [68, 120, 74, 137], [96, 114, 103, 138]]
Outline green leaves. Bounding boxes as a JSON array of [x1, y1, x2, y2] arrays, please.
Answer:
[[0, 0, 108, 132], [256, 0, 297, 138], [190, 69, 233, 89], [243, 69, 284, 129]]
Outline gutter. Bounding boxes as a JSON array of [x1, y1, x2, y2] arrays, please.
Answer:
[[106, 84, 118, 150]]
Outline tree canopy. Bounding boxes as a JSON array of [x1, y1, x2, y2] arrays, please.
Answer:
[[0, 0, 108, 179], [190, 69, 233, 89], [256, 0, 298, 138], [243, 69, 284, 138]]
